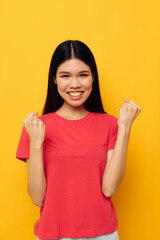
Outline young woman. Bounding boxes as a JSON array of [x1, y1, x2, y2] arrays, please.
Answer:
[[16, 40, 141, 240]]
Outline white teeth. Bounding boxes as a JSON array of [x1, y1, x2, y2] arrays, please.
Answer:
[[69, 92, 83, 96]]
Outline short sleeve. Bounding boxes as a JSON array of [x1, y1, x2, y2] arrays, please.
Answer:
[[16, 125, 30, 162], [107, 115, 118, 151]]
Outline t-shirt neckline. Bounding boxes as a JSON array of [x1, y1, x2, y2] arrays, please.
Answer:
[[54, 111, 92, 122]]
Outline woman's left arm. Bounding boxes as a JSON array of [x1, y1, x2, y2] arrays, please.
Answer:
[[102, 98, 141, 197]]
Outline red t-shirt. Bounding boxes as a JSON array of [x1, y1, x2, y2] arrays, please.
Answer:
[[16, 111, 119, 239]]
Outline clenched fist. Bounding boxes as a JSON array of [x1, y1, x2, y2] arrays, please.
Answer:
[[118, 98, 141, 130], [23, 112, 46, 147]]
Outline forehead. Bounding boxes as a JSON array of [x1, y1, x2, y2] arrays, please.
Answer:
[[57, 58, 91, 73]]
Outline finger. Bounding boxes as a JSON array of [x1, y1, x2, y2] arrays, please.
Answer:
[[33, 112, 38, 116], [129, 100, 137, 105], [124, 98, 130, 103], [124, 102, 137, 107], [29, 117, 39, 125], [30, 119, 38, 125], [30, 115, 39, 120], [37, 119, 45, 128], [26, 112, 34, 120], [138, 106, 141, 112], [124, 102, 139, 109], [26, 112, 38, 121], [23, 112, 34, 125], [135, 107, 141, 118]]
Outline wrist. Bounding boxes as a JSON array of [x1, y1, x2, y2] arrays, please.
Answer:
[[118, 124, 131, 134], [30, 141, 43, 150]]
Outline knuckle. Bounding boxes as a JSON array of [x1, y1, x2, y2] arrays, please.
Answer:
[[32, 120, 37, 124], [30, 117, 37, 123], [38, 119, 42, 123]]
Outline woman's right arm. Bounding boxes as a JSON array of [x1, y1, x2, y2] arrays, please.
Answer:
[[26, 144, 46, 207], [23, 112, 46, 207]]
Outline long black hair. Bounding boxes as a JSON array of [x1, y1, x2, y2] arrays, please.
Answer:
[[41, 40, 106, 115]]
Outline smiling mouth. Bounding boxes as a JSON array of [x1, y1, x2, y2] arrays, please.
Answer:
[[67, 91, 84, 96]]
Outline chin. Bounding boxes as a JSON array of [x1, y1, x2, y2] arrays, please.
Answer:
[[69, 103, 85, 107]]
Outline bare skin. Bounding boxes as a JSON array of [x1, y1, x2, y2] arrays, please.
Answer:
[[102, 98, 141, 197], [23, 112, 46, 207]]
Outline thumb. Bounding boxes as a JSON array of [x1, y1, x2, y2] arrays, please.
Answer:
[[33, 112, 38, 116], [124, 98, 130, 103]]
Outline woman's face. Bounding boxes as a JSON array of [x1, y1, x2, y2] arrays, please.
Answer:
[[54, 58, 94, 109]]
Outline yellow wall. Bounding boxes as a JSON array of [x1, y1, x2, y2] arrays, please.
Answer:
[[0, 0, 159, 239]]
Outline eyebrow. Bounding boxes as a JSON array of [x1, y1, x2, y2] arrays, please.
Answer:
[[58, 70, 90, 74]]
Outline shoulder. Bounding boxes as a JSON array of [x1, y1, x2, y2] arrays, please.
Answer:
[[92, 112, 117, 122], [89, 112, 118, 130], [38, 112, 56, 122]]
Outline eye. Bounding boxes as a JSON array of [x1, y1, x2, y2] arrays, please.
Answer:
[[80, 74, 88, 77], [61, 75, 69, 78]]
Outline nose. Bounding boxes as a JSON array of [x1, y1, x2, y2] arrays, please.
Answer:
[[70, 77, 81, 88]]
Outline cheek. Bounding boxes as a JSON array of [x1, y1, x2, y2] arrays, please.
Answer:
[[57, 80, 67, 91], [84, 81, 93, 90], [83, 77, 93, 88]]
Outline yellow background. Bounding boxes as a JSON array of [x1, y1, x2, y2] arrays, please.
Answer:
[[0, 0, 160, 239]]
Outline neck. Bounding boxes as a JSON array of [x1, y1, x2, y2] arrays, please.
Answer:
[[56, 103, 89, 119]]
